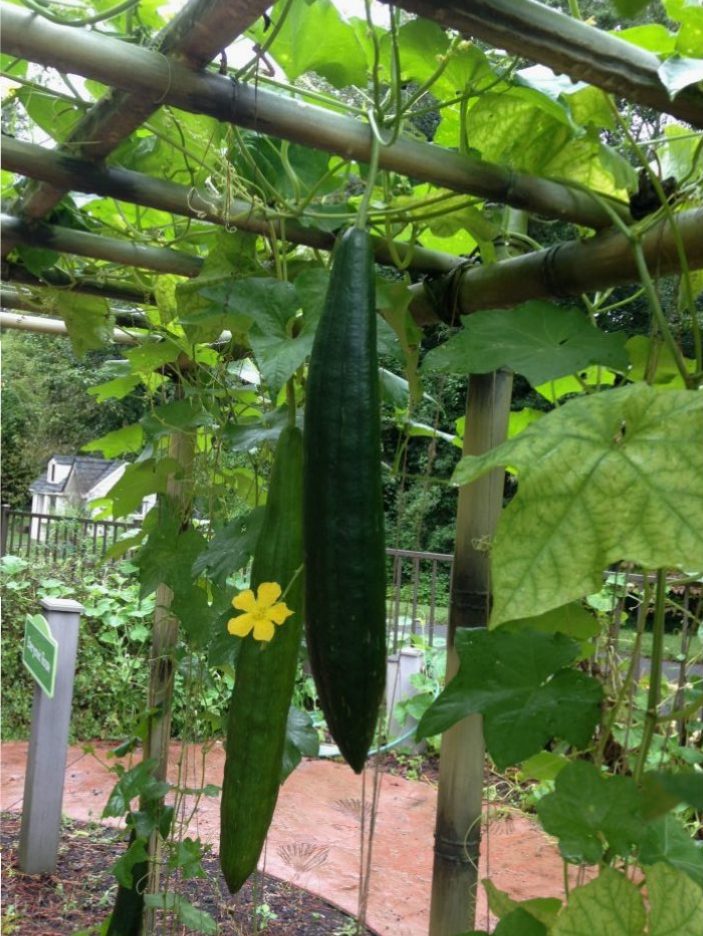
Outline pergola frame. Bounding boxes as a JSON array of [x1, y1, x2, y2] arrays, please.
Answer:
[[2, 2, 702, 935]]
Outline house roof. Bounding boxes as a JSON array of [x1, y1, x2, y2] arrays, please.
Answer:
[[30, 456, 123, 497]]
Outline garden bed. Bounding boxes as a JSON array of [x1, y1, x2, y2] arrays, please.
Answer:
[[0, 812, 371, 935]]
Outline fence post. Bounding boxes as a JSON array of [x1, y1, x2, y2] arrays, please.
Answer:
[[1, 503, 10, 557], [19, 597, 83, 874]]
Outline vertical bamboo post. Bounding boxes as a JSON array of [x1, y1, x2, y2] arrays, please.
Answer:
[[143, 429, 194, 932], [429, 370, 513, 936], [429, 213, 525, 936], [106, 428, 194, 936]]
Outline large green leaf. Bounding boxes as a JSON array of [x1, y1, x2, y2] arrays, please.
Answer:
[[51, 291, 114, 356], [137, 507, 207, 599], [191, 508, 266, 586], [416, 630, 602, 769], [501, 602, 600, 640], [536, 761, 644, 864], [484, 880, 561, 928], [254, 0, 368, 88], [647, 862, 703, 934], [281, 706, 320, 781], [658, 56, 703, 96], [639, 814, 703, 888], [83, 424, 144, 458], [452, 385, 703, 626], [552, 868, 646, 935], [467, 93, 635, 197], [422, 302, 628, 386], [98, 456, 180, 519]]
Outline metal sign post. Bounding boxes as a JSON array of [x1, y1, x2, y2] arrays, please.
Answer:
[[19, 597, 83, 874]]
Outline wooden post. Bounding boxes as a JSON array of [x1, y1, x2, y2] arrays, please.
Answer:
[[19, 597, 83, 874]]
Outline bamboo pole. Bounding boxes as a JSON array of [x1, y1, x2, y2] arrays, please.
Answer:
[[4, 0, 272, 242], [1, 214, 203, 278], [381, 0, 703, 128], [410, 207, 703, 321], [1, 285, 146, 325], [1, 139, 459, 276], [0, 2, 629, 230], [0, 310, 138, 343], [429, 214, 525, 936], [2, 259, 157, 306]]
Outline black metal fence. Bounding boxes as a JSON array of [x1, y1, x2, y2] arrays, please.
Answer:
[[1, 505, 455, 646], [0, 504, 140, 563]]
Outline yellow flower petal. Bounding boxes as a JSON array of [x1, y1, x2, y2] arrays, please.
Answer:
[[233, 589, 257, 612], [256, 581, 282, 609], [269, 602, 294, 625], [227, 614, 255, 637], [253, 617, 275, 642]]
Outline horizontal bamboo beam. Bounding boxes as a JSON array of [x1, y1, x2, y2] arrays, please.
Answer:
[[0, 284, 146, 326], [413, 207, 703, 321], [4, 0, 271, 244], [383, 0, 703, 129], [0, 3, 629, 230], [2, 260, 157, 306], [1, 138, 458, 275], [1, 214, 203, 277], [0, 310, 138, 344]]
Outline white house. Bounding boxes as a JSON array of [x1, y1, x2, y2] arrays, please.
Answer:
[[29, 455, 155, 539]]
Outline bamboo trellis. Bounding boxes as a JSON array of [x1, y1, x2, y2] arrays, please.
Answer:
[[1, 1, 702, 934]]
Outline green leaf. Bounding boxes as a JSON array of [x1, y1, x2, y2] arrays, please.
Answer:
[[257, 0, 368, 88], [552, 868, 646, 935], [281, 706, 320, 781], [626, 335, 696, 388], [422, 302, 628, 386], [222, 407, 291, 453], [111, 837, 148, 889], [501, 602, 600, 640], [612, 0, 654, 17], [168, 838, 205, 880], [141, 399, 215, 440], [192, 508, 266, 586], [518, 751, 569, 784], [143, 893, 217, 935], [537, 762, 644, 864], [492, 908, 548, 935], [467, 93, 635, 197], [416, 630, 602, 769], [484, 879, 561, 927], [137, 507, 207, 598], [124, 339, 181, 375], [103, 760, 170, 818], [617, 25, 677, 54], [51, 291, 114, 357], [452, 385, 703, 626], [658, 123, 703, 182], [647, 862, 703, 933], [658, 56, 703, 97], [15, 244, 60, 277], [639, 814, 703, 888], [88, 373, 142, 402], [83, 424, 144, 458], [675, 4, 703, 56], [641, 770, 703, 818], [16, 86, 85, 142], [101, 457, 180, 519]]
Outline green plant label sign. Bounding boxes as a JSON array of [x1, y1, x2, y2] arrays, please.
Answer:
[[22, 614, 58, 699]]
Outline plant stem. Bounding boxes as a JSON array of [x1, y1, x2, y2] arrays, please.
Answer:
[[634, 569, 667, 784]]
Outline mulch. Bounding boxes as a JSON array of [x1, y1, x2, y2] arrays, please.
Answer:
[[0, 812, 371, 935]]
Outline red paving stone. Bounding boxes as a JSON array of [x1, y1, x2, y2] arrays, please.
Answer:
[[1, 741, 577, 934]]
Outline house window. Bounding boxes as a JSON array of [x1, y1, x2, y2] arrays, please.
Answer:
[[49, 462, 56, 482]]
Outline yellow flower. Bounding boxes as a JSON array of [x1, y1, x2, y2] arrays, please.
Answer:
[[227, 582, 293, 642]]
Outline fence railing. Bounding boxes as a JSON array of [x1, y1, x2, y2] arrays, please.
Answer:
[[2, 505, 456, 647], [0, 505, 139, 563]]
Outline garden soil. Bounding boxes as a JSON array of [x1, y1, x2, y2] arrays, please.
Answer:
[[1, 742, 585, 934]]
